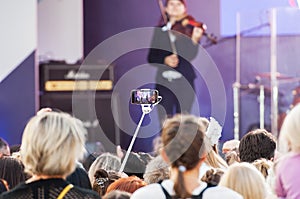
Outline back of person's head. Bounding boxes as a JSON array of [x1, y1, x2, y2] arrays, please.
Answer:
[[106, 176, 146, 194], [122, 152, 152, 178], [20, 111, 86, 177], [222, 140, 240, 166], [161, 114, 207, 198], [0, 156, 27, 189], [0, 137, 10, 157], [0, 178, 9, 194], [239, 129, 276, 163], [103, 190, 131, 199], [219, 162, 267, 199], [9, 144, 20, 154], [92, 169, 121, 196], [222, 139, 240, 155], [143, 155, 170, 184], [88, 152, 121, 184], [279, 104, 300, 153]]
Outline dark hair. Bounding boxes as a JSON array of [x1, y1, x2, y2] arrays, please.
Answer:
[[161, 114, 206, 198], [9, 144, 20, 154], [165, 0, 186, 6], [92, 169, 121, 196], [0, 157, 27, 189], [239, 129, 276, 163], [122, 152, 153, 179], [0, 138, 9, 156], [201, 168, 225, 186]]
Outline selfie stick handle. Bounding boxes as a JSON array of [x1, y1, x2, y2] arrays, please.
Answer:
[[119, 111, 146, 173], [119, 97, 162, 173]]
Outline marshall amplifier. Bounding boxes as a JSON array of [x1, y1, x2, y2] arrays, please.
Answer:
[[40, 92, 121, 152], [40, 63, 114, 92]]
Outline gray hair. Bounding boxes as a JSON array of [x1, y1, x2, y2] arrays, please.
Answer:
[[143, 155, 170, 184]]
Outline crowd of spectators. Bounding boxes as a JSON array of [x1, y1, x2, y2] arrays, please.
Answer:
[[2, 104, 300, 198]]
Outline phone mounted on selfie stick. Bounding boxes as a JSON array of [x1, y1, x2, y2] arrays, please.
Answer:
[[119, 93, 162, 173]]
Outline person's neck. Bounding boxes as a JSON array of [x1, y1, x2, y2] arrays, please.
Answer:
[[170, 166, 202, 194], [169, 14, 187, 24], [26, 174, 66, 183]]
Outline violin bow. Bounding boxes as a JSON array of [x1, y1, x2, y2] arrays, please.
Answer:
[[157, 0, 178, 54]]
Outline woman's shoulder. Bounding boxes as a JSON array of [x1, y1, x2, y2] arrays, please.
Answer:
[[0, 180, 101, 199], [131, 180, 172, 199]]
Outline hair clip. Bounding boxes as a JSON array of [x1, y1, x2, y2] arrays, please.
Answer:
[[178, 165, 186, 172], [96, 177, 109, 188]]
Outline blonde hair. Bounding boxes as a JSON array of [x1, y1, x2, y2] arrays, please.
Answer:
[[219, 162, 267, 199], [21, 112, 86, 177], [279, 104, 300, 153], [205, 149, 228, 169], [252, 158, 272, 179]]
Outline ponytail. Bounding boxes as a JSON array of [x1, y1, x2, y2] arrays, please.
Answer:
[[174, 165, 191, 198]]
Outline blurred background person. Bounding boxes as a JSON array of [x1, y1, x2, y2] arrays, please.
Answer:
[[148, 0, 204, 126], [275, 104, 300, 198], [219, 162, 268, 199], [0, 138, 10, 158]]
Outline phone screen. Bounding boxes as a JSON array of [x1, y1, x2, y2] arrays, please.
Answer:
[[131, 89, 158, 104]]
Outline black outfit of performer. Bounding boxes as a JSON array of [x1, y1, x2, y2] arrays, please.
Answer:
[[148, 15, 199, 122], [0, 178, 100, 199]]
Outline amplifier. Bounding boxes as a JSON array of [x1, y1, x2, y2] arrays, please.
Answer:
[[40, 63, 114, 92], [40, 92, 121, 152]]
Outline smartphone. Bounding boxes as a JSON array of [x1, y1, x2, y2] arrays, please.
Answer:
[[131, 89, 159, 104]]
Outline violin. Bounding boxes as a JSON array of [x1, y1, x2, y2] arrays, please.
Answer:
[[156, 0, 217, 52], [166, 15, 217, 45], [180, 16, 218, 44]]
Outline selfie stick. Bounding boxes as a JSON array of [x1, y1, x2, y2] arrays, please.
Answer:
[[119, 96, 162, 173]]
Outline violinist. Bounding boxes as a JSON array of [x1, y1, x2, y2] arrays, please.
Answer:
[[148, 0, 204, 126]]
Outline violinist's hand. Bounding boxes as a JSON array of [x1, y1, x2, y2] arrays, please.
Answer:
[[164, 54, 179, 68], [192, 27, 204, 44]]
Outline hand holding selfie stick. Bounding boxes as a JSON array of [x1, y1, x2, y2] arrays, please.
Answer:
[[119, 96, 162, 173]]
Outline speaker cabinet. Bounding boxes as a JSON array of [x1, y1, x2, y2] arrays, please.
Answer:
[[40, 92, 120, 152]]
